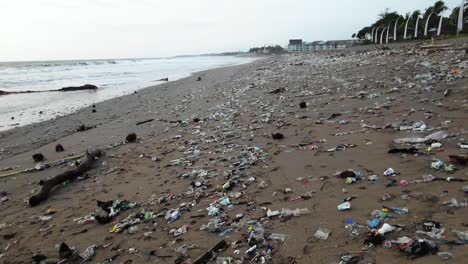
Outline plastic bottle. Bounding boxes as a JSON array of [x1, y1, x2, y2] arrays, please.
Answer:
[[218, 228, 233, 237], [245, 245, 257, 256], [337, 202, 351, 211], [281, 208, 309, 216]]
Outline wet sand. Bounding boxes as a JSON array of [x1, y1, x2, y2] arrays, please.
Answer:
[[0, 39, 467, 264]]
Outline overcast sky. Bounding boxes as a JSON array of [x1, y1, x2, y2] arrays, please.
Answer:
[[0, 0, 463, 61]]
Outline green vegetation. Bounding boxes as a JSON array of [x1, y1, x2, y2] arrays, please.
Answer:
[[248, 45, 286, 54], [354, 1, 467, 41]]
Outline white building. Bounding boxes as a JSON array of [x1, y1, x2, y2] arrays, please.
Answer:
[[288, 39, 362, 52], [288, 39, 304, 52]]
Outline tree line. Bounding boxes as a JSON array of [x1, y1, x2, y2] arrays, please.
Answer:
[[248, 45, 286, 54], [354, 1, 468, 42]]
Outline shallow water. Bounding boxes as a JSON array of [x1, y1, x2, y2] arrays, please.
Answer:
[[0, 56, 255, 131]]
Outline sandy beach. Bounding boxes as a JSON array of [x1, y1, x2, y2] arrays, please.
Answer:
[[0, 38, 467, 264]]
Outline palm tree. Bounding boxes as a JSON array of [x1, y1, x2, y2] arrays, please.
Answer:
[[450, 2, 468, 34], [433, 1, 448, 14], [411, 10, 421, 21], [410, 10, 422, 38]]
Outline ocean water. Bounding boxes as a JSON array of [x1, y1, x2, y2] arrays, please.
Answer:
[[0, 56, 255, 131]]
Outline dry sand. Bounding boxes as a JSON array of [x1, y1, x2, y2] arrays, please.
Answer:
[[0, 39, 467, 264]]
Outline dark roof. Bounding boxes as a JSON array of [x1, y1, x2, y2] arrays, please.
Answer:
[[289, 39, 303, 45]]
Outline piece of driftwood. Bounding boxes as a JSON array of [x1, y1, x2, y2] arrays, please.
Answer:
[[29, 149, 102, 206], [192, 240, 227, 264], [0, 84, 98, 97], [0, 153, 85, 179], [58, 84, 97, 92], [419, 44, 453, 49], [136, 119, 154, 126]]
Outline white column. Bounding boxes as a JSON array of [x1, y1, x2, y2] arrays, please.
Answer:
[[386, 26, 390, 43], [424, 13, 434, 37], [375, 28, 380, 43], [458, 0, 466, 34], [371, 27, 376, 41], [380, 27, 387, 44], [415, 16, 421, 38], [404, 18, 411, 39], [393, 18, 400, 41], [437, 15, 443, 36]]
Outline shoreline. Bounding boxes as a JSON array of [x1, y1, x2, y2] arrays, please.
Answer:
[[0, 55, 259, 133], [0, 39, 467, 263], [0, 58, 266, 162]]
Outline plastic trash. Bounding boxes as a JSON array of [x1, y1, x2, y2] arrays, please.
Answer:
[[165, 210, 181, 223], [245, 245, 257, 256], [386, 207, 408, 215], [378, 223, 395, 234], [383, 168, 395, 176], [314, 228, 331, 240], [370, 210, 383, 219], [207, 206, 220, 216], [399, 239, 438, 258], [205, 218, 222, 232], [422, 174, 436, 182], [176, 244, 189, 254], [338, 120, 349, 125], [79, 245, 96, 261], [339, 255, 362, 264], [219, 197, 231, 206], [368, 218, 380, 228], [268, 233, 289, 242], [345, 177, 356, 184], [382, 240, 392, 248], [216, 257, 234, 264], [218, 228, 233, 237], [423, 221, 441, 231], [381, 194, 393, 201], [248, 223, 265, 243], [431, 143, 442, 148], [337, 202, 351, 211], [443, 198, 468, 208], [437, 252, 453, 260], [431, 160, 444, 169], [443, 164, 456, 172], [267, 209, 280, 217], [258, 181, 269, 189], [127, 226, 138, 234], [416, 227, 445, 239], [393, 131, 448, 144], [368, 175, 379, 181], [228, 192, 242, 198], [391, 236, 412, 244], [281, 208, 310, 217], [453, 230, 468, 241], [173, 225, 189, 236]]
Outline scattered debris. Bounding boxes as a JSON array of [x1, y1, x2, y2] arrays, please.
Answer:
[[29, 149, 102, 206]]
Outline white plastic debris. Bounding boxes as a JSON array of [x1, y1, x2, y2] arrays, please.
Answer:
[[314, 228, 331, 240], [393, 131, 448, 144]]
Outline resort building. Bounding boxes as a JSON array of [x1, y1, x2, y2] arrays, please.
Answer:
[[288, 39, 362, 52]]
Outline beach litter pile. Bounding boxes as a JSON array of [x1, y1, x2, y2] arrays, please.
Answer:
[[0, 40, 467, 263]]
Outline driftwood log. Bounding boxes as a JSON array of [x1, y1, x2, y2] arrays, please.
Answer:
[[29, 149, 102, 206], [192, 240, 227, 264], [0, 84, 98, 97], [136, 119, 154, 126]]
